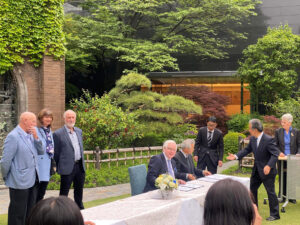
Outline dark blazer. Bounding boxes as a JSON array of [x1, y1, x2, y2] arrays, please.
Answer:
[[143, 153, 184, 192], [274, 128, 300, 155], [53, 126, 86, 175], [173, 151, 204, 181], [236, 133, 280, 179], [194, 127, 224, 163]]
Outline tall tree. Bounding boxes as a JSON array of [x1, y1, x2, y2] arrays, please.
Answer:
[[65, 0, 259, 97], [238, 25, 300, 113]]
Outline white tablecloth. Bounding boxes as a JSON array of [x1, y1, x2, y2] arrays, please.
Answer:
[[81, 175, 250, 225]]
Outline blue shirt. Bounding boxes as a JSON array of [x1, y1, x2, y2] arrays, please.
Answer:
[[64, 125, 81, 161], [284, 127, 292, 155]]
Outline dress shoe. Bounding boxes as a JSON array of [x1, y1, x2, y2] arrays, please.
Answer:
[[289, 199, 297, 204], [266, 216, 280, 221]]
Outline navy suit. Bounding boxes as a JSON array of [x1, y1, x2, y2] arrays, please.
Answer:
[[173, 151, 204, 181], [53, 126, 86, 209], [143, 153, 184, 192], [236, 133, 280, 218]]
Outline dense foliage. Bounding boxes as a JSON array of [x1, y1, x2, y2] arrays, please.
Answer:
[[223, 132, 246, 158], [0, 0, 65, 74], [70, 90, 143, 149], [109, 73, 201, 145], [168, 85, 230, 133], [65, 0, 259, 96], [238, 25, 300, 112]]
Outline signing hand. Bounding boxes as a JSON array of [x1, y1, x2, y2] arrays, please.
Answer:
[[187, 174, 196, 180], [193, 156, 198, 162], [218, 160, 223, 167], [28, 126, 38, 140], [203, 170, 211, 176], [226, 153, 236, 161], [279, 152, 285, 157], [178, 179, 186, 185], [263, 165, 271, 175]]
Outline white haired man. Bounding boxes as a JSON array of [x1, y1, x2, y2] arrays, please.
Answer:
[[143, 140, 185, 192], [53, 110, 86, 209], [173, 139, 211, 181]]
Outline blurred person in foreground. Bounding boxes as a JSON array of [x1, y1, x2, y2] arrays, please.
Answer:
[[227, 119, 280, 221], [204, 178, 262, 225], [173, 139, 211, 181], [26, 196, 95, 225]]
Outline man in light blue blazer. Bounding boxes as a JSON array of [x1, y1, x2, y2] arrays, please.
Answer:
[[1, 112, 44, 225], [53, 109, 86, 209]]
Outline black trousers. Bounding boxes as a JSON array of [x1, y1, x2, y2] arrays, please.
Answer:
[[198, 154, 218, 174], [250, 168, 280, 218], [8, 183, 38, 225], [36, 181, 49, 203], [60, 162, 85, 209]]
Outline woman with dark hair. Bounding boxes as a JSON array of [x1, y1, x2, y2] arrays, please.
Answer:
[[36, 108, 55, 202], [26, 196, 85, 225], [204, 179, 262, 225]]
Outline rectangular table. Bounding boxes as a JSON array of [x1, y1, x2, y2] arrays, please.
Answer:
[[81, 174, 250, 225]]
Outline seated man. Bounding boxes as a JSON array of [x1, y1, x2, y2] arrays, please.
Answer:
[[174, 139, 211, 181], [143, 140, 185, 192]]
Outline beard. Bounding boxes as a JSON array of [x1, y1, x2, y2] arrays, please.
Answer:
[[66, 122, 75, 128]]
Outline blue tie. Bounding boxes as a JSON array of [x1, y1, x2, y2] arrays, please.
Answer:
[[167, 160, 175, 178]]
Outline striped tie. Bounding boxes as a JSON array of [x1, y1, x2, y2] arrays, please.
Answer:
[[207, 131, 212, 146]]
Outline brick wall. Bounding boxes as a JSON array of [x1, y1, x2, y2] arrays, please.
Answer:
[[13, 56, 65, 131]]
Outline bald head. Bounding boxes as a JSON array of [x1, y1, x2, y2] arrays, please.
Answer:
[[19, 112, 37, 133]]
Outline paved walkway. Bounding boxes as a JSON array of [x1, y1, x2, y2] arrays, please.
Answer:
[[0, 161, 238, 215]]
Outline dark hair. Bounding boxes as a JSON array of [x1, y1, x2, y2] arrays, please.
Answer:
[[204, 179, 254, 225], [249, 119, 263, 132], [26, 196, 84, 225], [38, 108, 53, 127], [207, 116, 217, 123]]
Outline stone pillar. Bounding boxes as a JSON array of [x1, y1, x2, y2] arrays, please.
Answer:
[[12, 56, 65, 130]]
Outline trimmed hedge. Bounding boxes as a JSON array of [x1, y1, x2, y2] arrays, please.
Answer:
[[223, 131, 246, 159]]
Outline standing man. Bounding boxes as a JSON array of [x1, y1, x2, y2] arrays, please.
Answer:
[[227, 119, 280, 221], [53, 110, 86, 209], [1, 112, 44, 225], [193, 116, 224, 174]]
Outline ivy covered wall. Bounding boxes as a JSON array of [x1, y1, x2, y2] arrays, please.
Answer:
[[0, 0, 66, 75]]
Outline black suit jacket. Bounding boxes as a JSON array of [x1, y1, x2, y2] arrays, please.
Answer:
[[194, 127, 224, 163], [173, 151, 204, 181], [274, 128, 300, 155], [53, 126, 86, 175], [143, 153, 184, 192], [236, 133, 280, 179]]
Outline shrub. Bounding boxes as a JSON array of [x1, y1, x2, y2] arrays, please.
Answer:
[[262, 115, 281, 136], [70, 90, 143, 149], [168, 86, 230, 134], [227, 114, 251, 133], [223, 132, 246, 159]]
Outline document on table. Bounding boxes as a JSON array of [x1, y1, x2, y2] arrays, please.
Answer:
[[179, 181, 204, 191]]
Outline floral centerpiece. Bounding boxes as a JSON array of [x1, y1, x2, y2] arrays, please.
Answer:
[[155, 174, 178, 199]]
